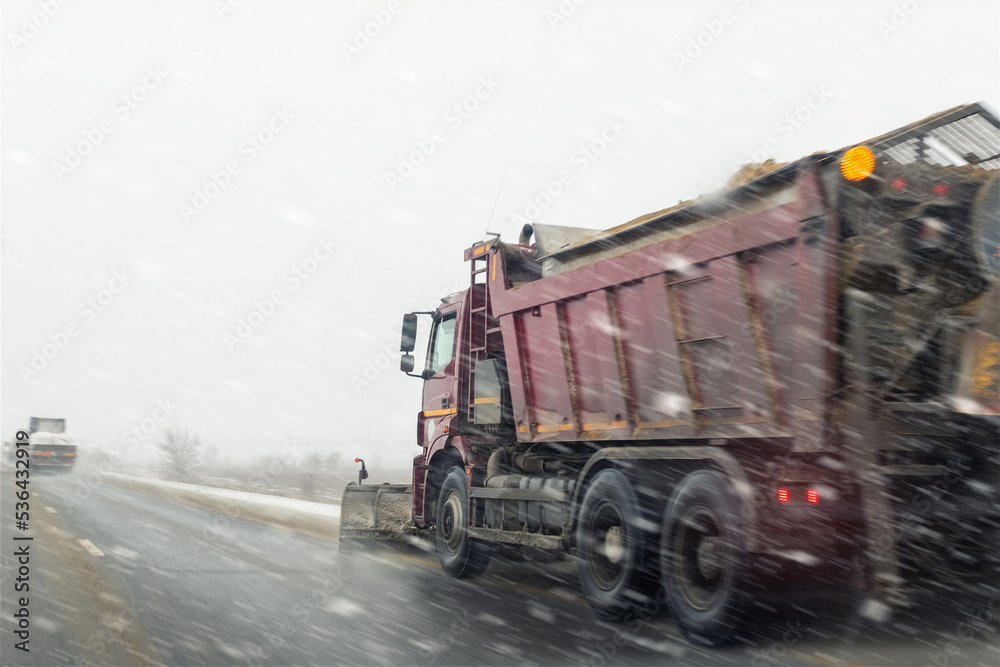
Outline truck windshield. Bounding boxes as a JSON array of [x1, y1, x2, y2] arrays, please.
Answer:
[[429, 313, 457, 374]]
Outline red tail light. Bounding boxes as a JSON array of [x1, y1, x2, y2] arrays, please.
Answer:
[[778, 488, 789, 502], [807, 489, 819, 503], [932, 182, 948, 197]]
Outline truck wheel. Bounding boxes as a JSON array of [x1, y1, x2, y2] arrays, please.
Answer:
[[661, 470, 750, 647], [436, 467, 491, 579], [576, 469, 646, 621]]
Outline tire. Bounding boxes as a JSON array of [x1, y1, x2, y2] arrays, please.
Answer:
[[661, 469, 750, 647], [436, 467, 491, 579], [576, 468, 647, 621]]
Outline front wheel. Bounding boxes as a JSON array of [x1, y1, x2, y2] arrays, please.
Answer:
[[436, 467, 491, 579], [661, 469, 750, 647]]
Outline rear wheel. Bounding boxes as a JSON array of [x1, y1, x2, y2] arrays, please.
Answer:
[[436, 467, 491, 579], [576, 469, 647, 621], [661, 469, 750, 647]]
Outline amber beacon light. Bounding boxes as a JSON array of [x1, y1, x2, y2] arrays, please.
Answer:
[[841, 145, 876, 181]]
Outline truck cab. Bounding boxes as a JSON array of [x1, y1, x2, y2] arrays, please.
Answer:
[[403, 288, 484, 529]]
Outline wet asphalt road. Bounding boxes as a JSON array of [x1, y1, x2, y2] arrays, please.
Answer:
[[1, 468, 998, 667]]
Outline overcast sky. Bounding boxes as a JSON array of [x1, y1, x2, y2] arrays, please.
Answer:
[[2, 0, 998, 472]]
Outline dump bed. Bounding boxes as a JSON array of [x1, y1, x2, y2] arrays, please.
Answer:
[[484, 103, 999, 448], [492, 165, 830, 447], [29, 417, 66, 434]]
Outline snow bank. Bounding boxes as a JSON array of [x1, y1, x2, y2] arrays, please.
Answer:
[[106, 473, 340, 540]]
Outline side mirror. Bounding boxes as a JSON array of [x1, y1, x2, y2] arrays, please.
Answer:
[[400, 313, 418, 352], [400, 354, 415, 373]]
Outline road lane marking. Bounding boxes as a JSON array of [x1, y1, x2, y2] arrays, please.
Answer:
[[78, 539, 105, 557], [787, 648, 853, 665], [32, 492, 39, 496], [394, 553, 439, 567], [32, 493, 163, 665], [45, 506, 58, 513]]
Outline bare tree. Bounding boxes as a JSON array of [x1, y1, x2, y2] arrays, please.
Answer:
[[159, 424, 203, 480]]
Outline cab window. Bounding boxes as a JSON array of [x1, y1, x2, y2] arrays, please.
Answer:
[[428, 313, 457, 375]]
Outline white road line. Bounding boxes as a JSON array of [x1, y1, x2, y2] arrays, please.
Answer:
[[78, 539, 104, 557], [32, 492, 39, 497], [44, 507, 57, 513]]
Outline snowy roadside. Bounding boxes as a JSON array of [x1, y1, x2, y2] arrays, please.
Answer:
[[106, 472, 341, 541]]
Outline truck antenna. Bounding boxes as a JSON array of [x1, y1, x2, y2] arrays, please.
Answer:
[[483, 160, 510, 241]]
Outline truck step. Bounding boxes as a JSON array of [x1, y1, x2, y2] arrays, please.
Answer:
[[468, 527, 562, 550]]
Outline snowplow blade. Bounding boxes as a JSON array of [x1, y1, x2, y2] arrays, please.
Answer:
[[338, 483, 417, 548]]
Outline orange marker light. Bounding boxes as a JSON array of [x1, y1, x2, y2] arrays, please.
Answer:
[[778, 488, 789, 503], [807, 490, 819, 504], [841, 146, 876, 181]]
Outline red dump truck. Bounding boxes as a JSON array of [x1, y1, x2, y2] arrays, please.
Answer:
[[341, 103, 999, 646]]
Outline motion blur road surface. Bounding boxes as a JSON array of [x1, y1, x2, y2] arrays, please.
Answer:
[[2, 468, 997, 666]]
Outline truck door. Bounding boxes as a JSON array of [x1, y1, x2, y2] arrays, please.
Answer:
[[423, 307, 460, 449]]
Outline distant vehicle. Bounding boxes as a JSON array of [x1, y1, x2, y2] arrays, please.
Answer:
[[341, 103, 1000, 646], [28, 417, 77, 473]]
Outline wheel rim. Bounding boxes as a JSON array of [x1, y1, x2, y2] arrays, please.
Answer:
[[673, 505, 729, 611], [587, 501, 627, 591], [440, 489, 464, 556]]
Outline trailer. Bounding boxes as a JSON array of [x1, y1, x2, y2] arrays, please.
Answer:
[[342, 103, 1000, 645]]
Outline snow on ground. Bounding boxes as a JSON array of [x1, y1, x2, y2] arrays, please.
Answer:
[[109, 473, 341, 519]]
